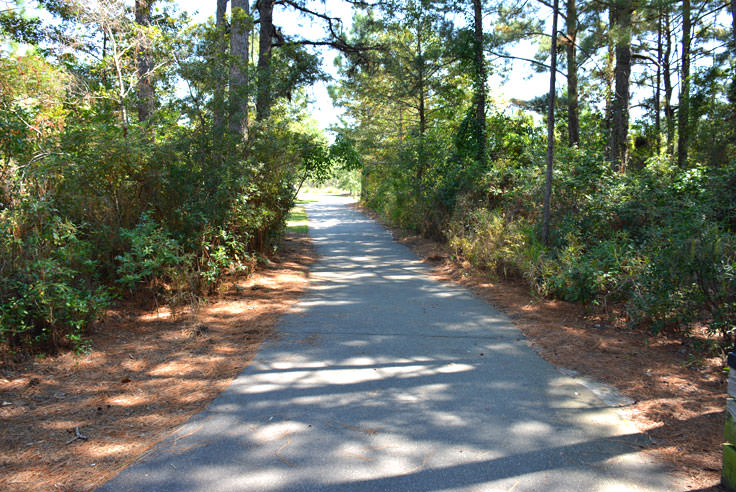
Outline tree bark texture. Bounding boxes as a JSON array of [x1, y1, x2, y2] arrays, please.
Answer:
[[664, 10, 674, 153], [611, 0, 632, 173], [731, 0, 736, 47], [213, 0, 228, 136], [677, 0, 691, 168], [135, 0, 154, 124], [566, 0, 579, 146], [229, 0, 250, 138], [472, 0, 487, 167], [256, 0, 274, 121], [417, 31, 426, 186], [655, 7, 662, 137], [542, 0, 559, 245], [604, 7, 615, 162]]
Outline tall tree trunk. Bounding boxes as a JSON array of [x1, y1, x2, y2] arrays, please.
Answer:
[[399, 106, 404, 142], [416, 28, 427, 231], [102, 31, 108, 85], [542, 0, 560, 245], [361, 168, 367, 200], [108, 27, 129, 130], [229, 0, 250, 138], [566, 0, 579, 146], [663, 10, 674, 153], [604, 8, 615, 162], [417, 31, 426, 188], [677, 0, 691, 168], [256, 0, 274, 121], [135, 0, 154, 125], [654, 7, 662, 138], [213, 0, 228, 136], [731, 0, 736, 46], [730, 0, 736, 133], [611, 0, 632, 173], [472, 0, 487, 167]]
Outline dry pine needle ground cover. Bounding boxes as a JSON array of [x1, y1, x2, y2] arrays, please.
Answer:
[[355, 203, 727, 492], [0, 234, 317, 492]]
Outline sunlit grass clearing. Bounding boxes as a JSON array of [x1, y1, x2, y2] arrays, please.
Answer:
[[287, 205, 308, 234]]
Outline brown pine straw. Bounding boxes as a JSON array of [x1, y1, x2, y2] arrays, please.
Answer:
[[0, 234, 316, 492]]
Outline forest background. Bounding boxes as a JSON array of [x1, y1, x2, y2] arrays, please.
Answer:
[[0, 0, 734, 363]]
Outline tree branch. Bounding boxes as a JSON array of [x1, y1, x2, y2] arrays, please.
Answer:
[[487, 50, 568, 78], [273, 0, 383, 54], [533, 0, 567, 20]]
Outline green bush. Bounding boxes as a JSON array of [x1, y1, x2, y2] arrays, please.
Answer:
[[540, 233, 646, 305], [362, 113, 736, 342], [115, 213, 188, 294], [0, 14, 334, 356], [629, 226, 736, 338], [198, 226, 254, 290], [0, 201, 110, 353], [447, 206, 542, 282]]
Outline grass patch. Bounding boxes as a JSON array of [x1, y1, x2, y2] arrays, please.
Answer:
[[300, 186, 351, 197], [286, 205, 308, 234]]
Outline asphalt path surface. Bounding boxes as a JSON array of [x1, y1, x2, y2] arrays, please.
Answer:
[[97, 195, 678, 492]]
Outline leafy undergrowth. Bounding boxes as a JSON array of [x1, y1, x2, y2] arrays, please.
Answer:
[[355, 202, 727, 491], [0, 234, 317, 492]]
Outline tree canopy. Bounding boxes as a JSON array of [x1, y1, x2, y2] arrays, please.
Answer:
[[330, 0, 736, 344], [1, 0, 734, 354]]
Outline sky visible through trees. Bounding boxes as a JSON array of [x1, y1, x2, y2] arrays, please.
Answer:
[[1, 0, 734, 363], [171, 0, 556, 130], [176, 0, 357, 130], [168, 0, 726, 131]]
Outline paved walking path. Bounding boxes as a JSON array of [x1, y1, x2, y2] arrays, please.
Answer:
[[98, 196, 678, 491]]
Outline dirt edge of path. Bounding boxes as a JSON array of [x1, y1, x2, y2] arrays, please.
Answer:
[[0, 234, 317, 492], [352, 202, 727, 492]]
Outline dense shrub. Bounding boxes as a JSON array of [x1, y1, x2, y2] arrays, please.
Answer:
[[360, 105, 736, 343], [629, 226, 736, 337], [115, 213, 188, 295], [447, 205, 543, 282], [0, 201, 111, 353], [0, 25, 331, 354]]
